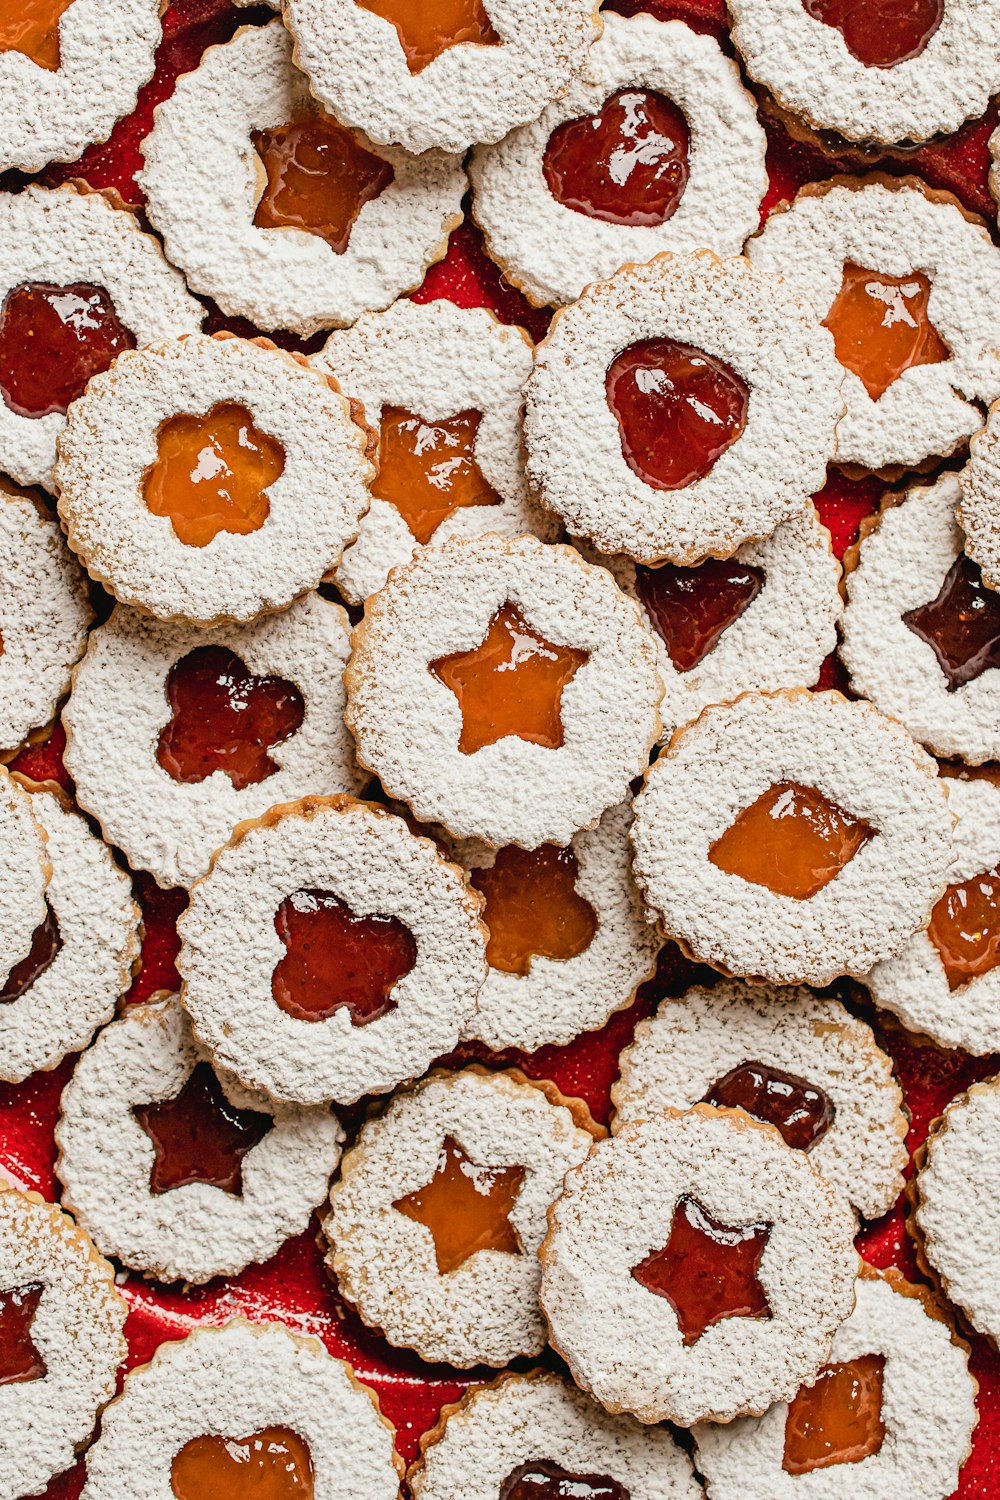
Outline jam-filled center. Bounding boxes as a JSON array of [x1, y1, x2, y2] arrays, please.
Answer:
[[823, 262, 948, 402], [543, 87, 690, 228], [709, 781, 876, 901], [170, 1426, 314, 1500], [470, 843, 597, 976], [0, 906, 61, 1003], [133, 1062, 271, 1196], [802, 0, 943, 68], [393, 1134, 525, 1275], [252, 115, 394, 256], [704, 1061, 835, 1151], [372, 407, 501, 544], [928, 866, 1000, 991], [271, 887, 417, 1025], [636, 557, 765, 673], [0, 1282, 46, 1385], [0, 281, 136, 419], [356, 0, 500, 72], [0, 0, 76, 70], [903, 553, 1000, 692], [499, 1460, 630, 1500], [783, 1354, 886, 1474]]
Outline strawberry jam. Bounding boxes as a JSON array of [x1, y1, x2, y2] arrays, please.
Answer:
[[499, 1461, 629, 1500], [371, 407, 500, 544], [708, 781, 875, 901], [802, 0, 943, 68], [823, 263, 948, 401], [356, 0, 500, 73], [133, 1063, 271, 1196], [783, 1354, 886, 1473], [636, 558, 764, 672], [928, 867, 1000, 990], [704, 1062, 835, 1150], [0, 281, 135, 419], [252, 116, 394, 255], [393, 1134, 525, 1274], [470, 843, 597, 976], [0, 1282, 46, 1385], [543, 88, 689, 227], [171, 1426, 314, 1499], [0, 907, 60, 1003], [903, 553, 1000, 692], [271, 888, 417, 1025], [0, 0, 76, 70]]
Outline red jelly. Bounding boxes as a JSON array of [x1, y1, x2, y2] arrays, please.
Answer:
[[0, 281, 135, 419], [783, 1354, 886, 1473], [704, 1061, 835, 1151], [132, 1062, 271, 1196], [543, 88, 689, 227], [802, 0, 943, 68], [393, 1134, 525, 1274], [0, 1282, 46, 1385], [470, 843, 597, 976], [636, 558, 765, 672], [271, 888, 417, 1025], [0, 907, 60, 1003], [499, 1460, 629, 1500], [903, 553, 1000, 692], [252, 115, 394, 256]]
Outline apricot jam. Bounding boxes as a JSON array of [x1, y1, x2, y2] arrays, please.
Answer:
[[783, 1354, 886, 1474], [371, 407, 500, 544], [470, 844, 597, 976], [708, 781, 875, 901], [903, 553, 1000, 692], [822, 263, 948, 401], [499, 1461, 629, 1500], [252, 116, 393, 255], [0, 0, 76, 70], [0, 1283, 46, 1385], [543, 88, 689, 227], [271, 888, 417, 1025], [0, 281, 135, 418], [704, 1061, 835, 1151], [928, 867, 1000, 990], [132, 1063, 271, 1196], [171, 1426, 314, 1499], [393, 1134, 525, 1274], [802, 0, 943, 67], [0, 907, 60, 1003], [636, 558, 764, 672], [356, 0, 500, 73]]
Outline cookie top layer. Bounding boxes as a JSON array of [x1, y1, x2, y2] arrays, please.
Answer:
[[958, 396, 1000, 593], [0, 766, 52, 978]]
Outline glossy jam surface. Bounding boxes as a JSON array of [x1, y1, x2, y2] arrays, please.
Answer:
[[0, 1283, 46, 1385], [704, 1061, 835, 1151], [393, 1134, 525, 1274], [143, 402, 285, 549], [928, 867, 1000, 990], [903, 553, 1000, 692], [171, 1426, 314, 1500], [499, 1461, 629, 1500], [709, 781, 875, 901], [431, 603, 589, 755], [372, 407, 500, 544], [802, 0, 943, 67], [356, 0, 500, 73], [631, 1194, 771, 1345], [0, 0, 76, 70], [470, 843, 597, 976], [252, 116, 393, 255], [133, 1063, 271, 1196], [156, 646, 304, 791], [0, 281, 135, 419], [271, 888, 417, 1025], [542, 88, 689, 228], [783, 1355, 886, 1474], [636, 558, 765, 672], [0, 908, 60, 1003], [606, 338, 749, 491], [823, 262, 948, 401]]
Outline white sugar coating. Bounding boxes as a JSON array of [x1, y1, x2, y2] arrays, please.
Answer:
[[958, 397, 1000, 593], [631, 690, 953, 986], [63, 592, 365, 890], [179, 796, 487, 1106], [469, 13, 768, 309], [748, 179, 1000, 471], [0, 186, 203, 489], [345, 534, 663, 848], [411, 1370, 701, 1500], [540, 1107, 858, 1426], [0, 767, 51, 976], [282, 0, 602, 156], [524, 252, 843, 565], [316, 299, 558, 604], [611, 982, 907, 1220], [56, 993, 344, 1284], [693, 1269, 977, 1500], [139, 23, 467, 339], [325, 1067, 597, 1367], [80, 1319, 402, 1500], [0, 1187, 127, 1500]]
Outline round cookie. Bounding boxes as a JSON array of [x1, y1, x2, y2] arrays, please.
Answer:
[[0, 765, 52, 977], [958, 396, 1000, 594]]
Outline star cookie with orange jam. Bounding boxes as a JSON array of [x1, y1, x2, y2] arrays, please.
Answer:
[[958, 397, 1000, 595], [55, 331, 374, 626], [178, 795, 486, 1106], [325, 1066, 600, 1367], [630, 690, 953, 986], [612, 981, 907, 1221], [63, 591, 364, 889], [749, 178, 1000, 473], [470, 13, 767, 309], [524, 252, 842, 565], [0, 765, 53, 980], [81, 1319, 402, 1500], [693, 1266, 976, 1500], [139, 23, 466, 339]]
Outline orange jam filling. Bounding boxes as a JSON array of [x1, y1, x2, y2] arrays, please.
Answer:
[[143, 402, 285, 549], [133, 1063, 271, 1196], [709, 781, 875, 901], [704, 1061, 835, 1151], [0, 281, 135, 419], [0, 1283, 46, 1385], [271, 887, 417, 1025], [542, 88, 689, 228], [470, 843, 597, 976], [636, 557, 765, 673], [783, 1354, 887, 1474], [356, 0, 500, 73], [0, 0, 76, 70], [393, 1134, 525, 1274], [927, 866, 1000, 991], [252, 116, 394, 255], [823, 262, 948, 401], [372, 407, 501, 544], [903, 552, 1000, 692], [499, 1462, 629, 1500], [802, 0, 943, 67], [431, 603, 589, 755], [171, 1426, 314, 1500], [0, 907, 60, 1003]]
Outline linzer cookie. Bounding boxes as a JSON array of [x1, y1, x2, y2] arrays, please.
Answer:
[[524, 252, 842, 565], [958, 397, 1000, 593], [630, 690, 953, 986], [54, 332, 374, 626], [345, 534, 663, 848], [139, 22, 466, 339], [63, 592, 364, 889], [0, 766, 52, 979]]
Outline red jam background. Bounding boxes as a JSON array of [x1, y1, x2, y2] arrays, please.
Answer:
[[4, 0, 1000, 1493]]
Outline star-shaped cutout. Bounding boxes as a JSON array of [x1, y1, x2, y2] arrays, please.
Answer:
[[356, 0, 500, 75], [0, 1282, 47, 1385], [393, 1134, 525, 1274], [132, 1062, 272, 1197], [372, 408, 500, 545]]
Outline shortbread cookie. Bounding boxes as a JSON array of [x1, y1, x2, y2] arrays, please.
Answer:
[[0, 766, 52, 977], [0, 1186, 127, 1500], [612, 982, 907, 1220], [539, 1106, 858, 1426], [139, 22, 466, 338], [63, 592, 364, 889], [80, 1319, 402, 1500], [0, 184, 203, 489], [325, 1066, 599, 1367], [524, 252, 842, 565], [282, 0, 602, 156], [179, 795, 486, 1106], [958, 397, 1000, 593], [55, 332, 374, 626], [345, 534, 663, 848], [631, 690, 953, 986], [470, 13, 768, 308], [693, 1266, 977, 1500], [411, 1370, 701, 1500], [748, 178, 1000, 472]]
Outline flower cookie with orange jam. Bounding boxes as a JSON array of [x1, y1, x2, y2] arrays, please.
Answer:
[[179, 795, 486, 1106], [0, 765, 53, 979], [470, 13, 767, 309], [139, 23, 466, 339], [325, 1066, 600, 1367], [524, 252, 842, 565], [81, 1319, 402, 1500], [630, 690, 953, 987], [63, 591, 364, 889], [54, 331, 374, 627], [749, 179, 1000, 473], [958, 397, 1000, 594]]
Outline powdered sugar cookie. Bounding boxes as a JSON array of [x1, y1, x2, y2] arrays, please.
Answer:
[[325, 1066, 599, 1367], [139, 23, 466, 339], [524, 252, 842, 565], [612, 982, 907, 1220], [470, 13, 768, 309], [958, 397, 1000, 594], [63, 592, 364, 889], [0, 766, 52, 978], [632, 690, 952, 986], [345, 534, 663, 848], [748, 178, 1000, 473], [81, 1319, 402, 1500]]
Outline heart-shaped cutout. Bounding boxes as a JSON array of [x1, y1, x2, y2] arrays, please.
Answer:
[[543, 87, 689, 227], [170, 1426, 314, 1500], [802, 0, 943, 68]]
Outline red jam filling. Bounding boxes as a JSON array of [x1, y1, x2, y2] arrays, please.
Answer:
[[708, 781, 876, 901], [823, 263, 948, 401], [0, 1283, 46, 1385], [0, 0, 76, 70], [371, 407, 501, 544], [171, 1426, 314, 1499], [704, 1061, 835, 1150], [499, 1461, 629, 1500], [928, 866, 1000, 991], [355, 0, 500, 73], [470, 843, 597, 976], [802, 0, 943, 68], [903, 553, 1000, 692], [636, 557, 765, 672], [542, 88, 689, 227], [0, 281, 135, 419], [783, 1354, 887, 1473], [0, 907, 60, 1003], [133, 1063, 271, 1196], [252, 116, 394, 255], [393, 1134, 525, 1274], [271, 888, 417, 1025]]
